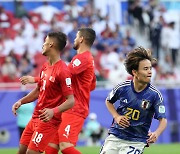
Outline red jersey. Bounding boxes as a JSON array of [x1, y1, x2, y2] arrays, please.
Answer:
[[33, 60, 73, 124], [66, 51, 96, 118]]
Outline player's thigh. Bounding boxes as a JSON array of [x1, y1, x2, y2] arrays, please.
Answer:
[[100, 134, 120, 154], [18, 144, 28, 154], [120, 142, 145, 154], [26, 149, 41, 154], [58, 113, 84, 145], [20, 119, 35, 148], [48, 131, 59, 146], [28, 120, 59, 153]]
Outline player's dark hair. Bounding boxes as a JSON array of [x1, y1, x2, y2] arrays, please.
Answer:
[[124, 46, 153, 76], [78, 28, 96, 47], [47, 31, 67, 51]]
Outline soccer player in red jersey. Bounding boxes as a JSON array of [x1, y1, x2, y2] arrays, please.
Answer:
[[12, 31, 75, 154], [20, 28, 96, 154]]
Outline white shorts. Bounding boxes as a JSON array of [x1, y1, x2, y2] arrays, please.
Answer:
[[100, 134, 146, 154]]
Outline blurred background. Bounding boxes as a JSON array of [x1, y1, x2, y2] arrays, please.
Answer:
[[0, 0, 180, 150]]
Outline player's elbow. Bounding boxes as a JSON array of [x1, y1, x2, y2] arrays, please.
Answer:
[[70, 98, 75, 108], [162, 118, 167, 126], [68, 95, 75, 109], [159, 118, 168, 129]]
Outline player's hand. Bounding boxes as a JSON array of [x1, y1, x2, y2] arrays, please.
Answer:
[[19, 76, 35, 85], [115, 115, 130, 128], [39, 108, 54, 122], [147, 132, 159, 144], [12, 101, 21, 116]]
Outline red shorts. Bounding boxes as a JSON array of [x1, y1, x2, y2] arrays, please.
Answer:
[[51, 113, 84, 146], [20, 118, 59, 152]]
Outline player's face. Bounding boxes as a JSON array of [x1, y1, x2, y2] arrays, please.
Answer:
[[73, 31, 82, 50], [42, 36, 51, 56], [134, 59, 152, 84]]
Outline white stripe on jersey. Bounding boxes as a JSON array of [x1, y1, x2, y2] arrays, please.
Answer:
[[149, 84, 163, 102], [114, 80, 131, 92]]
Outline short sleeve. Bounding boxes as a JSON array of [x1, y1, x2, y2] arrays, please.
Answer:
[[37, 63, 47, 87], [68, 55, 90, 75], [59, 68, 73, 96], [107, 85, 121, 104], [153, 93, 166, 119]]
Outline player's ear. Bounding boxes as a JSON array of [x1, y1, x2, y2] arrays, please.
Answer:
[[132, 69, 137, 76], [49, 42, 53, 48], [80, 36, 83, 43]]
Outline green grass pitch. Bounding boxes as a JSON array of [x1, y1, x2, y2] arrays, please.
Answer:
[[0, 144, 179, 154]]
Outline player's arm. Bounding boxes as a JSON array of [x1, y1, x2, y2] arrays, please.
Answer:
[[20, 76, 39, 85], [147, 92, 167, 144], [106, 99, 130, 128], [68, 56, 89, 75], [12, 86, 40, 115], [39, 94, 74, 122], [39, 67, 74, 122], [147, 118, 167, 144]]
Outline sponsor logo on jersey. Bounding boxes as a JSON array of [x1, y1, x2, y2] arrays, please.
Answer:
[[122, 99, 128, 103], [159, 105, 165, 113], [63, 134, 68, 138], [72, 58, 81, 67], [141, 99, 150, 110]]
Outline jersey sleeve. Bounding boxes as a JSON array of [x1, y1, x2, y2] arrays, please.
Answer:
[[34, 77, 40, 83], [90, 74, 96, 91], [153, 93, 166, 120], [106, 85, 121, 104], [58, 68, 73, 96], [68, 55, 89, 75], [37, 63, 47, 87]]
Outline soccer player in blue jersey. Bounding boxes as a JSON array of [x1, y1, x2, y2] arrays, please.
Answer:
[[100, 46, 167, 154]]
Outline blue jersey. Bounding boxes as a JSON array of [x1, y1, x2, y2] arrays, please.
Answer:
[[107, 80, 166, 143]]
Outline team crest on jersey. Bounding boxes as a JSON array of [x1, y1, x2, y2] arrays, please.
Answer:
[[72, 59, 81, 67], [141, 99, 150, 110]]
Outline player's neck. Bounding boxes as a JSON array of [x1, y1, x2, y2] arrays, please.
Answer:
[[77, 45, 90, 54], [133, 80, 148, 92], [48, 54, 60, 65]]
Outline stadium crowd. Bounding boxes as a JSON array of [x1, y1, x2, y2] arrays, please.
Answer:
[[0, 0, 180, 86]]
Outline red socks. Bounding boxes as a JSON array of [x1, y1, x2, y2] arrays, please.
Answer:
[[61, 147, 81, 154], [45, 146, 58, 154]]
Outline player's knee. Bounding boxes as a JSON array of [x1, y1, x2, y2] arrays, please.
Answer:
[[26, 149, 40, 154], [48, 143, 59, 150], [59, 142, 74, 151], [18, 144, 27, 154]]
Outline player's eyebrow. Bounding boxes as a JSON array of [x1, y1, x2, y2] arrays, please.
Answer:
[[143, 66, 152, 69]]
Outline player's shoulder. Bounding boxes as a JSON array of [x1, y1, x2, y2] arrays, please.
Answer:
[[113, 80, 131, 91], [42, 62, 49, 70], [148, 83, 163, 100], [76, 51, 92, 59], [71, 51, 93, 65], [55, 60, 69, 72], [148, 83, 161, 94]]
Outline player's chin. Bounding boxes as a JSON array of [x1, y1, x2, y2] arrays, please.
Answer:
[[146, 78, 151, 83], [42, 51, 46, 56], [144, 78, 151, 83]]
